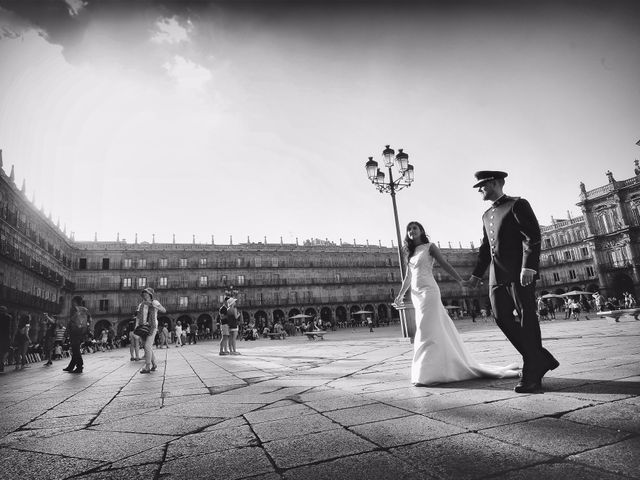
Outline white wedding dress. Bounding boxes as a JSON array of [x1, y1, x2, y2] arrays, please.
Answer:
[[409, 243, 520, 385]]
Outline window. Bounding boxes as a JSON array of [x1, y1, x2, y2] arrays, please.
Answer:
[[586, 266, 595, 277], [199, 276, 208, 287], [79, 258, 87, 270], [99, 299, 109, 311], [335, 273, 341, 282], [569, 270, 577, 280], [159, 277, 168, 288], [549, 254, 556, 264], [553, 273, 560, 282], [236, 258, 242, 267], [159, 258, 168, 268], [179, 296, 189, 308], [581, 247, 589, 257], [102, 258, 110, 270], [272, 257, 279, 267], [198, 295, 209, 307], [179, 258, 188, 268], [544, 238, 552, 248], [255, 257, 262, 267], [237, 275, 245, 286], [199, 258, 207, 267], [137, 259, 147, 268], [138, 277, 147, 288], [221, 274, 227, 285], [123, 259, 132, 269], [564, 251, 573, 260], [123, 278, 132, 288]]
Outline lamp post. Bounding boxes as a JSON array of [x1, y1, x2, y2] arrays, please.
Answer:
[[365, 145, 416, 340], [365, 145, 415, 277]]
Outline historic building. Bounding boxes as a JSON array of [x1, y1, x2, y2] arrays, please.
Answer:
[[71, 240, 483, 338], [537, 161, 640, 300], [0, 152, 482, 342], [0, 152, 75, 339], [5, 149, 640, 344]]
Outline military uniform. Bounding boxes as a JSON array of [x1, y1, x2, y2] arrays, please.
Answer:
[[471, 187, 558, 389]]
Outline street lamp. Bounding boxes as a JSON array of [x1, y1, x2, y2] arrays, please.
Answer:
[[365, 145, 415, 278]]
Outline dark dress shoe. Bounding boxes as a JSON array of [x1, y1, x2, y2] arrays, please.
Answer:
[[514, 380, 542, 393], [70, 369, 83, 374], [62, 366, 74, 372]]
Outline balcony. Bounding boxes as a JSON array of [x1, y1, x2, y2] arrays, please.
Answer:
[[0, 285, 62, 314]]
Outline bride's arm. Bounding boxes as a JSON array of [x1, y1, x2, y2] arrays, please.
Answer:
[[395, 268, 412, 304], [429, 243, 464, 284]]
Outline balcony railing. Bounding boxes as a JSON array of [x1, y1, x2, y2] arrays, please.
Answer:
[[0, 285, 63, 314]]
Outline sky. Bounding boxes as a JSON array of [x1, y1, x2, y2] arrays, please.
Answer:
[[1, 0, 639, 248]]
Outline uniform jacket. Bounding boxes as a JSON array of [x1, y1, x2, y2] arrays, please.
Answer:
[[472, 195, 541, 286]]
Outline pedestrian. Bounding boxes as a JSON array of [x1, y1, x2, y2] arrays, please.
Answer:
[[226, 297, 241, 355], [470, 309, 477, 323], [13, 315, 31, 370], [367, 316, 374, 332], [190, 323, 198, 344], [465, 170, 559, 393], [160, 323, 170, 348], [42, 313, 57, 366], [127, 315, 141, 361], [63, 296, 90, 374], [174, 321, 183, 347], [136, 288, 166, 374], [0, 306, 11, 372], [218, 301, 230, 355]]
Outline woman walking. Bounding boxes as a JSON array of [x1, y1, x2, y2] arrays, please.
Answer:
[[395, 221, 519, 386]]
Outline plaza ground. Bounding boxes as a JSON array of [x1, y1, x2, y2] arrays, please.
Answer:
[[0, 315, 638, 480]]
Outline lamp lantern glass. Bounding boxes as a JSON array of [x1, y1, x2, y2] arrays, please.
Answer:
[[395, 149, 409, 172], [404, 164, 415, 183], [382, 145, 395, 167], [365, 157, 378, 180], [375, 169, 385, 184]]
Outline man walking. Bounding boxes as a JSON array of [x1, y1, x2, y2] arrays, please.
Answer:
[[63, 296, 90, 374], [465, 170, 559, 393]]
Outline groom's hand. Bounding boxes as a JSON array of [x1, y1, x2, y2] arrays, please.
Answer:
[[520, 268, 535, 287]]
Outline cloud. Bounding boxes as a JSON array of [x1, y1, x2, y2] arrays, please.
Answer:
[[151, 16, 192, 44], [163, 54, 211, 90], [64, 0, 86, 16]]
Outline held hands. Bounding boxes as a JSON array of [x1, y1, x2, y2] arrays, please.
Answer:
[[462, 276, 481, 289]]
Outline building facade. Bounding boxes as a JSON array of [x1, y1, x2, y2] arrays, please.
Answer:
[[0, 153, 483, 342], [537, 162, 640, 301]]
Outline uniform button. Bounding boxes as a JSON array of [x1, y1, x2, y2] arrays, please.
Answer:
[[491, 209, 496, 212], [489, 223, 493, 226], [490, 230, 494, 234], [490, 216, 494, 219]]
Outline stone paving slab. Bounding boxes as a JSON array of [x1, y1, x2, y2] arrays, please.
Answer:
[[0, 317, 638, 479]]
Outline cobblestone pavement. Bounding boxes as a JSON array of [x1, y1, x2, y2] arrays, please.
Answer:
[[0, 316, 638, 480]]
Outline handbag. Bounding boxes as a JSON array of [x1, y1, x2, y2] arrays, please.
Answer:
[[134, 324, 150, 339]]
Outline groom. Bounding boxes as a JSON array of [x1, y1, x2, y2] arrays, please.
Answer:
[[465, 171, 559, 393]]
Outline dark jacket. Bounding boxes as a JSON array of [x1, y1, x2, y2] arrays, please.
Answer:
[[472, 195, 541, 286]]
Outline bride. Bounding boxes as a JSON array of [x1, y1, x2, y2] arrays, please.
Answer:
[[394, 221, 520, 385]]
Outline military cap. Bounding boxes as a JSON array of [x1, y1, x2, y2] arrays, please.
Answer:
[[472, 170, 508, 188]]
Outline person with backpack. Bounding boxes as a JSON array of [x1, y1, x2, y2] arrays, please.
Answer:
[[63, 296, 90, 374]]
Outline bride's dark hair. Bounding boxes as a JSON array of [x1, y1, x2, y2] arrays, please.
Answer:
[[403, 221, 430, 261]]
